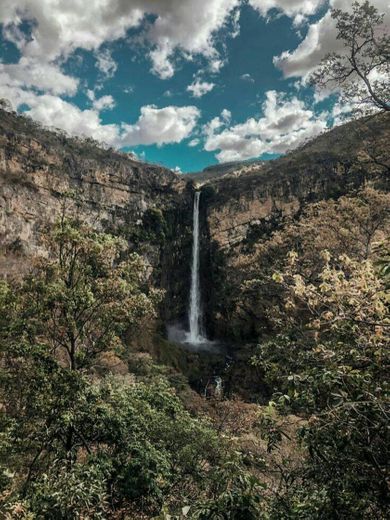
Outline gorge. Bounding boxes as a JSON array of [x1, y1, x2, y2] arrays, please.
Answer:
[[1, 107, 389, 372], [1, 105, 389, 519], [1, 0, 389, 514]]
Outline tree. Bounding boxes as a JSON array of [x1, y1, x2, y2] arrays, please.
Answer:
[[230, 188, 390, 341], [254, 250, 390, 518], [0, 219, 159, 511], [311, 1, 390, 114], [23, 217, 160, 371], [0, 219, 260, 519]]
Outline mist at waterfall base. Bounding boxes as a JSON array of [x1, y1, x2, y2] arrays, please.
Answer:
[[167, 324, 217, 352], [167, 192, 217, 352]]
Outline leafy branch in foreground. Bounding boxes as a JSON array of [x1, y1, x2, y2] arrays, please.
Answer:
[[254, 249, 389, 518], [311, 1, 390, 114]]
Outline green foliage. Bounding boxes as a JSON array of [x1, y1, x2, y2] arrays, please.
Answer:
[[27, 462, 108, 519], [0, 370, 244, 518], [253, 248, 390, 518], [2, 217, 159, 371], [1, 161, 389, 519], [0, 219, 257, 519], [193, 463, 265, 520], [129, 207, 169, 245], [225, 188, 390, 342]]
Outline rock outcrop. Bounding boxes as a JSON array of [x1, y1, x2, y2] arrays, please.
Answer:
[[1, 108, 389, 344], [199, 113, 390, 339], [0, 108, 186, 272], [205, 113, 389, 250], [0, 109, 196, 329]]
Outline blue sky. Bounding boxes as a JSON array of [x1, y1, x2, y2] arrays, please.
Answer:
[[0, 1, 387, 172]]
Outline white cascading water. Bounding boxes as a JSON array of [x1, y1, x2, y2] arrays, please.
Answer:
[[187, 191, 207, 344]]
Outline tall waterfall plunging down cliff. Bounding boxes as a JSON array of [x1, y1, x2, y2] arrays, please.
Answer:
[[187, 192, 207, 344]]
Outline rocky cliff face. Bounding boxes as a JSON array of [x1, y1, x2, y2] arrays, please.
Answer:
[[0, 109, 196, 327], [205, 114, 389, 250], [0, 109, 182, 268], [200, 113, 390, 340], [1, 108, 389, 345]]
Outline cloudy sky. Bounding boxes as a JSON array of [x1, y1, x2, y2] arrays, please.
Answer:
[[0, 0, 388, 172]]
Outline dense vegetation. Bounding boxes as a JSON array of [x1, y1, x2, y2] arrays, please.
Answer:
[[0, 218, 265, 519], [0, 2, 388, 514], [1, 182, 389, 518]]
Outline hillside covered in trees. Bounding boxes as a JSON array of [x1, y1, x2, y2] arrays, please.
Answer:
[[0, 102, 389, 518], [0, 0, 389, 517]]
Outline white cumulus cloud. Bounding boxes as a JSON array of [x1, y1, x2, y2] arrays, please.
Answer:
[[0, 58, 78, 96], [249, 0, 324, 19], [120, 105, 200, 146], [3, 89, 119, 143], [273, 0, 390, 80], [87, 90, 116, 111], [95, 49, 118, 79], [187, 80, 215, 98], [0, 85, 200, 148], [0, 0, 240, 80], [240, 73, 255, 83], [204, 90, 328, 162], [145, 0, 240, 78]]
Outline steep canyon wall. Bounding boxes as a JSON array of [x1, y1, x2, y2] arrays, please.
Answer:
[[1, 108, 389, 345]]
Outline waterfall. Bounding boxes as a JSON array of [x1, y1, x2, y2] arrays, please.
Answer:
[[187, 191, 207, 344]]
